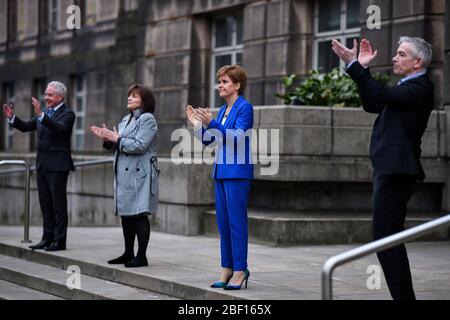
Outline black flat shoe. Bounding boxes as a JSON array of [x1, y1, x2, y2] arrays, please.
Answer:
[[29, 240, 52, 250], [124, 257, 148, 268], [108, 254, 135, 264], [44, 242, 66, 251]]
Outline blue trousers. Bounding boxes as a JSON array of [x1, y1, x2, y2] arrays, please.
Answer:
[[214, 179, 252, 271]]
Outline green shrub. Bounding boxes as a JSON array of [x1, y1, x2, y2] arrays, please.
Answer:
[[276, 67, 390, 107]]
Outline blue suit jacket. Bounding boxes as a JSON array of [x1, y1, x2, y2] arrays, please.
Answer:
[[199, 96, 254, 180]]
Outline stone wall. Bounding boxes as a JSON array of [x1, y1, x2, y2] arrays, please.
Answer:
[[1, 0, 448, 158], [0, 106, 448, 235]]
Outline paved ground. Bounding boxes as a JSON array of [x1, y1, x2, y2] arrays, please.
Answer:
[[0, 226, 449, 300]]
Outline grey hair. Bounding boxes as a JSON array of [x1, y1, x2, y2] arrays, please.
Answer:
[[398, 36, 433, 69], [47, 81, 67, 98]]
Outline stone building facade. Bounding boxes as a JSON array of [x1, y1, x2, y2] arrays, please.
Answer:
[[0, 0, 448, 156], [0, 1, 449, 242]]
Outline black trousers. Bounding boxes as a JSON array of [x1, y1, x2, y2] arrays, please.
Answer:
[[36, 169, 69, 245], [372, 173, 417, 300]]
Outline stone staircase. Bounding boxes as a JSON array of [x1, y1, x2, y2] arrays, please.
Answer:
[[1, 226, 450, 300], [0, 241, 243, 300], [0, 254, 172, 300], [0, 255, 175, 300], [0, 279, 63, 300], [203, 209, 450, 246]]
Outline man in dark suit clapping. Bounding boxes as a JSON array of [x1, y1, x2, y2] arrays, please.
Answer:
[[331, 37, 434, 300], [3, 81, 75, 252]]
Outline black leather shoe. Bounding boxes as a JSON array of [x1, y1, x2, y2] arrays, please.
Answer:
[[124, 257, 148, 268], [44, 242, 66, 251], [108, 254, 135, 264], [29, 240, 52, 250]]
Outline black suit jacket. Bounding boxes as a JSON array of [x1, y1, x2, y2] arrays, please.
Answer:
[[346, 61, 434, 181], [12, 103, 76, 171]]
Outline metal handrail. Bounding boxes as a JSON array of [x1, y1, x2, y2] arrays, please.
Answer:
[[0, 158, 114, 244], [0, 158, 115, 175], [321, 213, 450, 300], [0, 160, 31, 243]]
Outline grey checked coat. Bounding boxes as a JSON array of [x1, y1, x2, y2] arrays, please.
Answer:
[[108, 112, 159, 216]]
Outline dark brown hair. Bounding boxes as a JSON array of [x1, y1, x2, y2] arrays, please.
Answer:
[[216, 65, 247, 96], [127, 84, 155, 114]]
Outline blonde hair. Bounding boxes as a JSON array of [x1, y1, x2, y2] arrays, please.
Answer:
[[216, 65, 247, 96]]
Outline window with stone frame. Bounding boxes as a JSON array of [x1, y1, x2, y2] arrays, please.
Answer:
[[38, 0, 59, 37], [72, 75, 86, 151], [314, 0, 361, 72], [210, 14, 243, 108], [73, 0, 95, 29], [2, 82, 15, 150], [38, 0, 49, 37], [48, 0, 58, 35], [7, 0, 18, 45], [123, 0, 138, 11]]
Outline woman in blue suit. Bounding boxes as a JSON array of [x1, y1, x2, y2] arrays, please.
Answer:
[[186, 65, 253, 290]]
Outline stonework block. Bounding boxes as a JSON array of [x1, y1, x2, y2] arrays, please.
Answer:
[[360, 0, 392, 21], [286, 36, 312, 75], [97, 0, 119, 22], [153, 89, 188, 118], [148, 0, 193, 22], [153, 203, 209, 236], [266, 0, 290, 38], [150, 19, 192, 54], [282, 126, 332, 155], [362, 23, 393, 67], [243, 2, 266, 41], [290, 0, 314, 34], [333, 127, 372, 156], [0, 0, 6, 44], [446, 0, 450, 51], [243, 41, 265, 78], [391, 20, 425, 47], [393, 0, 425, 18], [265, 40, 288, 76], [24, 0, 38, 39], [154, 54, 190, 86], [445, 52, 450, 106], [246, 80, 264, 107], [264, 78, 284, 105], [158, 159, 214, 204]]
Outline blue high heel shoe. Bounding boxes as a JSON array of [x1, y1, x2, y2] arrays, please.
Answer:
[[223, 269, 250, 290], [210, 274, 233, 288]]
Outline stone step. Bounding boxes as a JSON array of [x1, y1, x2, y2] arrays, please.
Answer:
[[0, 279, 64, 300], [0, 254, 177, 300], [0, 243, 246, 300], [203, 209, 450, 246]]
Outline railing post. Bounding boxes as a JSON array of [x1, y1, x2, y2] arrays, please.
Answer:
[[0, 160, 32, 243], [22, 162, 31, 243], [321, 258, 336, 300]]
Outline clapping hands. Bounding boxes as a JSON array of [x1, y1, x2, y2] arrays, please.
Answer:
[[185, 105, 213, 128], [331, 38, 378, 68], [2, 103, 14, 120], [31, 97, 43, 117], [91, 123, 119, 143]]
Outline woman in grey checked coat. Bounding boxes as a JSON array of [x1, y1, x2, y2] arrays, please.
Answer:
[[91, 84, 159, 268]]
